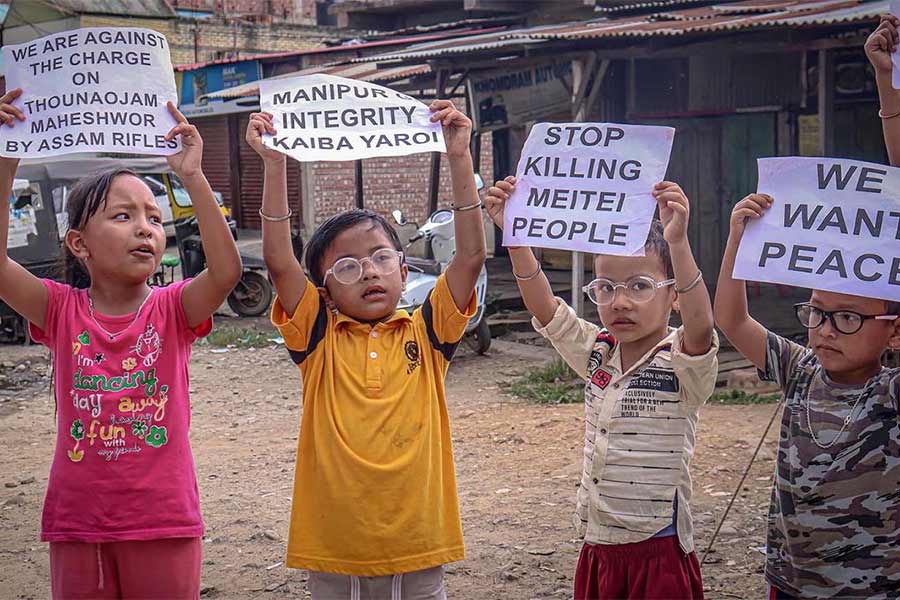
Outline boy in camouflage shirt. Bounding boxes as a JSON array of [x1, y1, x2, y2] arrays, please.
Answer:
[[715, 188, 900, 599]]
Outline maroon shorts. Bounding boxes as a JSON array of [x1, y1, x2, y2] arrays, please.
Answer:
[[574, 536, 704, 600]]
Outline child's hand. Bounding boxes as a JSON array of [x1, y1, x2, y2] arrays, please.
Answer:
[[866, 15, 899, 74], [429, 99, 471, 158], [653, 181, 690, 244], [730, 193, 773, 238], [246, 112, 284, 164], [165, 102, 203, 179], [484, 176, 516, 229], [0, 89, 25, 176]]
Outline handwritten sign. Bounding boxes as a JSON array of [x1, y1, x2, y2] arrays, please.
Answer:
[[0, 28, 180, 158], [503, 123, 674, 255], [734, 157, 900, 302], [260, 74, 445, 162]]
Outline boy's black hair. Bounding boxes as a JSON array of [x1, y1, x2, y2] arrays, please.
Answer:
[[305, 209, 403, 286], [644, 219, 674, 280], [60, 167, 141, 289]]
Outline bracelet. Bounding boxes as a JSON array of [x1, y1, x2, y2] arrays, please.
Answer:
[[259, 208, 293, 222], [513, 263, 542, 281], [675, 270, 704, 294], [452, 200, 483, 212], [879, 108, 900, 119]]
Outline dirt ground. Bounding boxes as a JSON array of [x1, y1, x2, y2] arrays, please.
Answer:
[[0, 320, 779, 600]]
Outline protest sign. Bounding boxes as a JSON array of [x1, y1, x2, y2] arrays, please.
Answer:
[[502, 123, 674, 256], [259, 74, 445, 162], [0, 28, 180, 158], [734, 157, 900, 303]]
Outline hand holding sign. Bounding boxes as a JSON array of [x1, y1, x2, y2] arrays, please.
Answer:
[[871, 13, 899, 75], [0, 90, 24, 176], [164, 102, 202, 179], [653, 181, 691, 245], [246, 112, 285, 164], [485, 176, 517, 230], [429, 99, 471, 158]]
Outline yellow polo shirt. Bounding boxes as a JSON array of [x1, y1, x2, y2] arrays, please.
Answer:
[[271, 274, 475, 576]]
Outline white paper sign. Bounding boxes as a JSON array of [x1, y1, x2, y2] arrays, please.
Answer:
[[260, 74, 445, 162], [0, 27, 180, 158], [734, 157, 900, 302], [503, 122, 674, 255]]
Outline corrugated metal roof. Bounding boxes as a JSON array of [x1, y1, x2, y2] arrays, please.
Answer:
[[200, 62, 432, 100]]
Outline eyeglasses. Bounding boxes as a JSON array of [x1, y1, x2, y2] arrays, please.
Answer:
[[582, 275, 676, 306], [793, 303, 898, 335], [324, 248, 403, 285]]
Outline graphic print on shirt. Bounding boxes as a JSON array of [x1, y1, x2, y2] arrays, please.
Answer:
[[620, 366, 680, 418], [405, 340, 421, 374], [66, 328, 171, 463], [588, 331, 616, 391]]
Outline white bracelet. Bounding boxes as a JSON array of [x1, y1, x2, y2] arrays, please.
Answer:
[[675, 270, 704, 294]]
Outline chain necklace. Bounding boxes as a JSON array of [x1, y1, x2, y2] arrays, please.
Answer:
[[805, 380, 875, 450], [87, 289, 153, 341]]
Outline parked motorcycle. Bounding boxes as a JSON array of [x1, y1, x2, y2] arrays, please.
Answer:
[[154, 216, 273, 317], [393, 201, 491, 355]]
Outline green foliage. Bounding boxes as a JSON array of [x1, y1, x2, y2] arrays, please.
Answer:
[[710, 389, 781, 405], [203, 327, 273, 349], [502, 359, 583, 405]]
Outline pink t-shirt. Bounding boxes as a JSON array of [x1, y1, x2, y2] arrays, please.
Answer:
[[30, 279, 211, 543]]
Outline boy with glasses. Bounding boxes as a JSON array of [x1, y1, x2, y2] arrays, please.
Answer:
[[484, 177, 717, 599], [244, 100, 485, 599], [715, 193, 900, 599]]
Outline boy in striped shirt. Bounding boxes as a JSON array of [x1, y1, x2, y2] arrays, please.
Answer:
[[485, 178, 717, 600]]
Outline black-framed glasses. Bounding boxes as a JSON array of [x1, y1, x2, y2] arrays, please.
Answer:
[[324, 249, 403, 285], [793, 303, 898, 335], [583, 275, 676, 306]]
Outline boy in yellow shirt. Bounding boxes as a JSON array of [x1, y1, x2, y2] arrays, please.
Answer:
[[245, 100, 485, 599]]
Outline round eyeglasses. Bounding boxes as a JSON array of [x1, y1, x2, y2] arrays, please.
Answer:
[[582, 275, 676, 306], [793, 303, 898, 335], [324, 248, 403, 285]]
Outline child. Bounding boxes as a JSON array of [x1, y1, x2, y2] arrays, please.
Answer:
[[0, 89, 242, 598], [245, 99, 485, 599], [867, 14, 900, 165], [484, 177, 717, 599], [714, 194, 900, 599]]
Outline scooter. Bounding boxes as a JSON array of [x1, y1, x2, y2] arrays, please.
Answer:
[[392, 197, 491, 355], [152, 216, 274, 317]]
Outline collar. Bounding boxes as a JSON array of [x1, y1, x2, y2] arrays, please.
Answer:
[[334, 309, 413, 329], [607, 327, 678, 376]]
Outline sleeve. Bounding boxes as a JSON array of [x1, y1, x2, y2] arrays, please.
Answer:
[[270, 279, 328, 365], [758, 330, 807, 390], [166, 278, 213, 344], [418, 273, 477, 363], [532, 298, 601, 380], [670, 327, 720, 406], [27, 279, 73, 348], [889, 369, 900, 414]]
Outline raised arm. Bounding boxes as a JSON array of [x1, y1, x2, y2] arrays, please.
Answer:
[[166, 103, 242, 328], [653, 182, 714, 355], [429, 100, 486, 311], [484, 176, 558, 326], [867, 15, 900, 166], [713, 194, 772, 370], [245, 112, 307, 316], [0, 89, 48, 330]]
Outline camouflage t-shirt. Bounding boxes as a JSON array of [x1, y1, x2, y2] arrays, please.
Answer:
[[760, 332, 900, 599]]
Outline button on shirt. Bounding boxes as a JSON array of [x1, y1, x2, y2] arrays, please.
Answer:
[[534, 299, 718, 553]]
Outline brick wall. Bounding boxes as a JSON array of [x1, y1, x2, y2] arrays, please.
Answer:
[[171, 0, 318, 24], [79, 15, 327, 65], [312, 133, 493, 226]]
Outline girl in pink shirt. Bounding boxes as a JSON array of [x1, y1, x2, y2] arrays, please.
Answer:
[[0, 88, 242, 599]]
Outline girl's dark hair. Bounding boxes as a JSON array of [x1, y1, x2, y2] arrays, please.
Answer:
[[305, 209, 403, 286], [61, 168, 139, 289]]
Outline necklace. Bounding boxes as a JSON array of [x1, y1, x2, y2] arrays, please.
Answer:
[[805, 381, 874, 450], [87, 289, 153, 341]]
